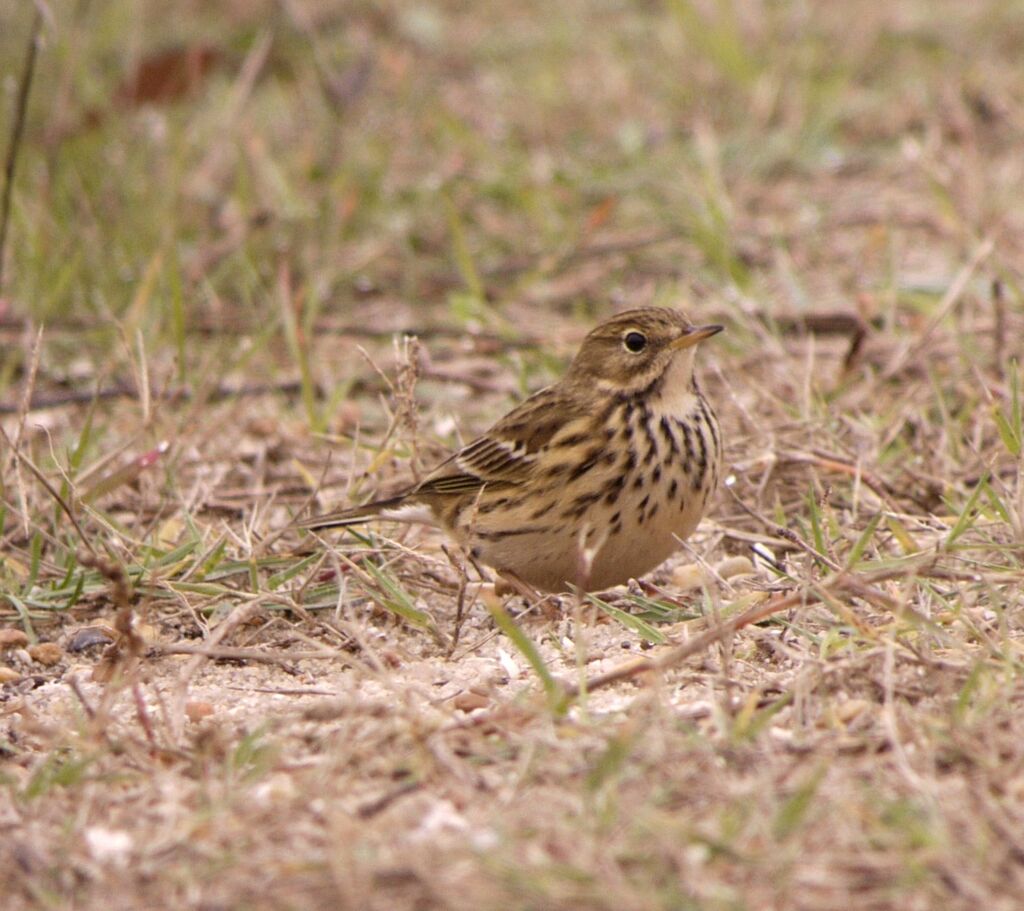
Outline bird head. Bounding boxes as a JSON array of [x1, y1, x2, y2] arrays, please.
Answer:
[[566, 307, 723, 398]]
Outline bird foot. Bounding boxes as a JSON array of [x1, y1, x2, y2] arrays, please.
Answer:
[[494, 573, 562, 620]]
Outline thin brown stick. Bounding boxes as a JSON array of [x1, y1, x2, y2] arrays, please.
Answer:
[[0, 362, 519, 414], [0, 7, 42, 292], [442, 560, 939, 736], [563, 587, 802, 698], [356, 781, 423, 820], [441, 544, 472, 655], [169, 600, 258, 740], [725, 484, 843, 572], [132, 680, 159, 750], [152, 642, 348, 664], [0, 378, 310, 413], [771, 312, 874, 337], [66, 674, 97, 720], [570, 561, 937, 699]]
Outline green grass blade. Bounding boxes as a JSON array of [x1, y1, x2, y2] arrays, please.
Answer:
[[363, 562, 445, 643], [945, 472, 989, 548], [847, 512, 883, 567], [586, 593, 667, 644], [484, 599, 564, 712], [267, 553, 320, 591]]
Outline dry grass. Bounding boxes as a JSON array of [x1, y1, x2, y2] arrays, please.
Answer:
[[1, 0, 1023, 908]]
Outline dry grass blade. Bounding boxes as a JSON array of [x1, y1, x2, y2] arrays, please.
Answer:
[[881, 236, 995, 380]]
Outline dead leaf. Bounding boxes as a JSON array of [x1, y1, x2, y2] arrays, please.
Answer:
[[116, 44, 223, 108]]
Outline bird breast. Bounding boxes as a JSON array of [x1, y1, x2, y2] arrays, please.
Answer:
[[461, 392, 720, 592]]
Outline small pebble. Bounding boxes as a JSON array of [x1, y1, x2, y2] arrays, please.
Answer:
[[671, 563, 704, 590], [672, 556, 757, 591], [185, 701, 215, 722], [28, 643, 63, 667], [834, 698, 871, 725], [717, 555, 756, 580], [0, 629, 28, 650], [67, 626, 117, 653], [453, 691, 490, 712]]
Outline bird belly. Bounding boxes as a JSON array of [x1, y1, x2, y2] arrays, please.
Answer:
[[464, 452, 716, 592], [589, 483, 706, 589]]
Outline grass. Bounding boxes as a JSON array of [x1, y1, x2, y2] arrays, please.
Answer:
[[2, 0, 1024, 908]]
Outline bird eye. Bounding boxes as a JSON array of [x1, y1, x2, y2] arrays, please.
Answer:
[[623, 331, 647, 353]]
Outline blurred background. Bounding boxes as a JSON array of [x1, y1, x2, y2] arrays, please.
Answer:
[[1, 0, 1020, 407]]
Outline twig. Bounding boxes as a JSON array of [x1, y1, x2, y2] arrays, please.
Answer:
[[770, 312, 874, 337], [562, 586, 802, 699], [66, 674, 97, 720], [224, 685, 339, 696], [569, 561, 938, 698], [442, 560, 938, 735], [356, 781, 422, 819], [0, 363, 520, 414], [441, 544, 471, 654], [0, 7, 42, 292], [778, 448, 898, 507], [151, 642, 347, 664], [725, 483, 843, 571], [0, 378, 312, 413], [132, 679, 159, 750]]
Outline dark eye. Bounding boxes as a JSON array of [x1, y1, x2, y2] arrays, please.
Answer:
[[623, 331, 647, 353]]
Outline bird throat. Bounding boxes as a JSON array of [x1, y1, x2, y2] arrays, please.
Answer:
[[649, 349, 700, 417]]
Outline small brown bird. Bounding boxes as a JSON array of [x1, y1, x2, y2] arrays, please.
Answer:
[[300, 308, 723, 593]]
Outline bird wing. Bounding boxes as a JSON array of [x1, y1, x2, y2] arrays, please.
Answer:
[[413, 386, 575, 497]]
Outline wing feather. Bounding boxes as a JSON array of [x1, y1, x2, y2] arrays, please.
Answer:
[[412, 386, 578, 498]]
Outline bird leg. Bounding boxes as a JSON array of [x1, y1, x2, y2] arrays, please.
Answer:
[[494, 571, 540, 601], [494, 571, 563, 620]]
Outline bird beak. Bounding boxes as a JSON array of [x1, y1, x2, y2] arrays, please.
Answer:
[[670, 324, 724, 350]]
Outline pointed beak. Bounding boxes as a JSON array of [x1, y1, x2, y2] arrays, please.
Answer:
[[670, 324, 724, 351]]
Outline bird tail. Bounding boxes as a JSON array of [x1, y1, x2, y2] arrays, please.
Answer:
[[296, 495, 434, 531], [295, 496, 406, 530]]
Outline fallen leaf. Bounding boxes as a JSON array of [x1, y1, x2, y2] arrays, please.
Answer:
[[116, 45, 223, 108]]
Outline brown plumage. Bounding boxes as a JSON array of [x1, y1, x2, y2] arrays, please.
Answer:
[[299, 308, 723, 593]]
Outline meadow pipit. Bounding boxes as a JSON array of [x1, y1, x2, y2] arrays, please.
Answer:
[[300, 308, 723, 593]]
